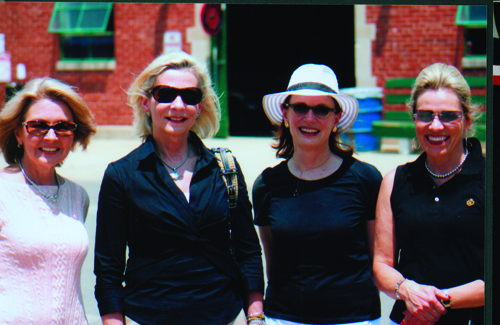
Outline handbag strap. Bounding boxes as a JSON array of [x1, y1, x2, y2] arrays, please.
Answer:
[[211, 147, 239, 258], [212, 147, 238, 209]]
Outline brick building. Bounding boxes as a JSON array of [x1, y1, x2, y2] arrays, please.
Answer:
[[0, 3, 487, 136], [362, 5, 487, 112], [365, 5, 486, 86], [0, 2, 208, 127]]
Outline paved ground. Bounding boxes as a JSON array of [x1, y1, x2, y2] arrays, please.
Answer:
[[5, 133, 420, 324]]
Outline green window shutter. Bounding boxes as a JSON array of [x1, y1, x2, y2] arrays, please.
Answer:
[[48, 2, 113, 34], [456, 5, 487, 28]]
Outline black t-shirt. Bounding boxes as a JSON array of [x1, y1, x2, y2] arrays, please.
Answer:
[[253, 156, 382, 324]]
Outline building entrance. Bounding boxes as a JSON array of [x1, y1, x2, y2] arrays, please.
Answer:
[[226, 4, 355, 136]]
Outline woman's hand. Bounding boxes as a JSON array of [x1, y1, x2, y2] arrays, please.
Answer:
[[401, 310, 436, 325], [399, 280, 448, 324], [101, 312, 124, 325]]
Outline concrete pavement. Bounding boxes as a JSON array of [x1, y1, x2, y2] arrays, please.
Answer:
[[4, 129, 420, 325]]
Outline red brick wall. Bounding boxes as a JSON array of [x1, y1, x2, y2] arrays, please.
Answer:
[[0, 3, 196, 126], [366, 5, 469, 88], [0, 3, 56, 92]]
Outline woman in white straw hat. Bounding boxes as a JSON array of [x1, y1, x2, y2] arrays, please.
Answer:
[[252, 64, 383, 325]]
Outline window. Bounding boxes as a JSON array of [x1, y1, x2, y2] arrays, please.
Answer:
[[48, 3, 115, 70], [456, 5, 487, 68]]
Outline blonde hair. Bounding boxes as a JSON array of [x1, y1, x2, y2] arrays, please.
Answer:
[[407, 63, 482, 136], [128, 52, 221, 140], [0, 77, 96, 164]]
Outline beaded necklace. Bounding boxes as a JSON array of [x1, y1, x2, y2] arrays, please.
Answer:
[[19, 162, 60, 202], [425, 148, 468, 178]]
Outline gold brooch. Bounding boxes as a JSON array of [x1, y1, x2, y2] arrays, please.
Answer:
[[467, 198, 475, 207]]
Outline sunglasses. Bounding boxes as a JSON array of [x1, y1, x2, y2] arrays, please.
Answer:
[[22, 120, 77, 136], [150, 86, 203, 105], [413, 110, 463, 124], [284, 102, 338, 119]]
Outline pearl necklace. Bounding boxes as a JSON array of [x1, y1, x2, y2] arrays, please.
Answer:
[[159, 148, 190, 180], [425, 148, 468, 178], [19, 162, 60, 202]]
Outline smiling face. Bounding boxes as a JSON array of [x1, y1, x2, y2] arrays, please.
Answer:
[[415, 88, 470, 160], [142, 68, 201, 142], [282, 95, 341, 152], [15, 98, 75, 172]]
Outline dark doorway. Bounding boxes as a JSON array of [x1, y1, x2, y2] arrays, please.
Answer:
[[226, 4, 355, 136]]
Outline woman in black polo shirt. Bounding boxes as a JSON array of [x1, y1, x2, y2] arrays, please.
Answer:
[[373, 63, 485, 325]]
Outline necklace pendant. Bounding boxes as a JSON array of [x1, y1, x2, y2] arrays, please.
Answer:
[[159, 148, 190, 181]]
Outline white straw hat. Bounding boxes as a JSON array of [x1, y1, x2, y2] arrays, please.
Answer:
[[262, 64, 359, 133]]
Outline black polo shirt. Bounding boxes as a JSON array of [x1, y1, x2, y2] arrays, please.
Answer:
[[391, 138, 485, 325]]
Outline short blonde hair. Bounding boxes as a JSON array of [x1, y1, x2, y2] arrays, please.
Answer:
[[408, 63, 482, 136], [128, 52, 220, 140], [0, 77, 97, 164]]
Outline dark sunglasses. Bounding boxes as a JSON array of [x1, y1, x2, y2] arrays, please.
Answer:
[[284, 102, 338, 119], [413, 110, 463, 124], [22, 120, 77, 136], [150, 86, 203, 105]]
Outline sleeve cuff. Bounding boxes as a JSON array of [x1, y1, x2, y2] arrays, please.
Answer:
[[95, 287, 125, 316], [244, 275, 265, 294]]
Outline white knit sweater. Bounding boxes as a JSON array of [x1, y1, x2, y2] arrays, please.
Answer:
[[0, 176, 89, 325]]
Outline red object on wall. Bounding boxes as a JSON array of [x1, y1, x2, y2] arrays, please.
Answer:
[[201, 4, 223, 36]]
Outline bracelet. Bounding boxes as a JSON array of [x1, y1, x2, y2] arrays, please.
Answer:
[[246, 313, 266, 324], [248, 319, 266, 325], [395, 278, 407, 300], [247, 313, 265, 319], [440, 289, 451, 308]]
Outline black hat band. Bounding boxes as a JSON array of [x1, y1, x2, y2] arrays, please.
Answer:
[[287, 82, 338, 94]]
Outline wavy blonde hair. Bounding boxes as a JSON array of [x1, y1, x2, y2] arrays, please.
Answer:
[[0, 77, 96, 164], [128, 52, 221, 140]]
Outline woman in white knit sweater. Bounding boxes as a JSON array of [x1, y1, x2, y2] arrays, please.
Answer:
[[0, 77, 96, 324]]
